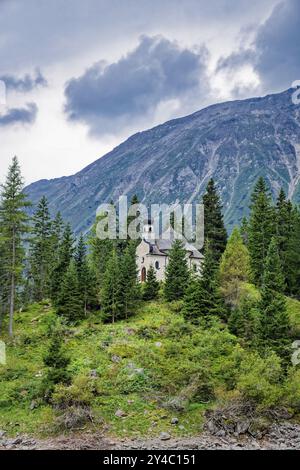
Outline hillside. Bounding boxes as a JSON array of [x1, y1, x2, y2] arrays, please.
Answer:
[[1, 296, 300, 442], [25, 89, 300, 233]]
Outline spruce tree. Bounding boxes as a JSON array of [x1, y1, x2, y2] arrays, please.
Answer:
[[0, 157, 30, 336], [248, 177, 275, 286], [219, 227, 250, 308], [260, 238, 290, 359], [202, 179, 227, 262], [182, 244, 227, 323], [75, 234, 96, 315], [51, 223, 75, 304], [240, 217, 249, 245], [285, 207, 300, 298], [228, 297, 261, 347], [29, 196, 53, 301], [101, 250, 124, 323], [42, 325, 70, 399], [56, 261, 84, 323], [164, 239, 189, 301], [275, 189, 293, 291], [143, 265, 160, 300], [119, 242, 138, 318]]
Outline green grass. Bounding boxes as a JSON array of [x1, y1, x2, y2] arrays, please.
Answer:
[[1, 295, 300, 439]]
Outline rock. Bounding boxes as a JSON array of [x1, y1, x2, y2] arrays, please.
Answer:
[[29, 400, 38, 410], [160, 432, 171, 441], [124, 328, 136, 336], [0, 430, 6, 439], [155, 342, 162, 348], [115, 409, 127, 418], [89, 369, 98, 378], [171, 417, 179, 425], [235, 420, 250, 435], [111, 355, 121, 363]]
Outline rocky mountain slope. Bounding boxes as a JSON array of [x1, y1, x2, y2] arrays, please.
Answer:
[[26, 89, 300, 233]]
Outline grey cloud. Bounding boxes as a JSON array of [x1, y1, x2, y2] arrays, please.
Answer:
[[0, 69, 47, 93], [64, 35, 209, 135], [0, 102, 37, 126], [217, 0, 300, 93]]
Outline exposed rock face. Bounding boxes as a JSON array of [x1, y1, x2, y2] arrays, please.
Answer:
[[26, 89, 300, 233]]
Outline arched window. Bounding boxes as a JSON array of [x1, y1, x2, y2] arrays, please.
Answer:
[[141, 267, 146, 282], [155, 261, 160, 270]]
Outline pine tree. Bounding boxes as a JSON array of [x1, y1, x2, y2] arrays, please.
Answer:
[[260, 238, 290, 359], [101, 250, 124, 323], [284, 206, 300, 298], [164, 239, 189, 301], [119, 242, 138, 318], [56, 261, 84, 323], [275, 189, 293, 292], [51, 223, 75, 304], [182, 244, 227, 323], [75, 234, 95, 315], [143, 265, 160, 300], [0, 157, 30, 336], [248, 177, 275, 286], [42, 324, 70, 399], [219, 227, 250, 308], [228, 297, 261, 347], [202, 179, 227, 262], [29, 196, 53, 301]]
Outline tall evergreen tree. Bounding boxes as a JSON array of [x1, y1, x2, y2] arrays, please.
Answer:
[[260, 237, 290, 359], [29, 196, 53, 301], [285, 207, 300, 298], [119, 242, 138, 318], [248, 177, 275, 286], [219, 227, 250, 308], [51, 223, 75, 303], [56, 261, 84, 323], [182, 244, 227, 323], [143, 265, 160, 300], [275, 189, 293, 291], [101, 250, 124, 323], [202, 179, 227, 262], [75, 234, 93, 315], [0, 157, 30, 336], [89, 215, 114, 296], [228, 297, 261, 347], [164, 240, 189, 301]]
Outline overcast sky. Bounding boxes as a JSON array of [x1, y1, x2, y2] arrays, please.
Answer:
[[0, 0, 299, 184]]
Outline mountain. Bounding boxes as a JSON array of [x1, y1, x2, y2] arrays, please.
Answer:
[[26, 88, 300, 233]]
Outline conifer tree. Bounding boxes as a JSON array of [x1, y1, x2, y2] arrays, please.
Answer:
[[119, 242, 138, 318], [202, 179, 227, 262], [89, 215, 114, 295], [29, 196, 53, 301], [101, 250, 124, 323], [164, 239, 189, 301], [260, 237, 290, 359], [51, 223, 75, 303], [248, 177, 275, 286], [75, 234, 94, 315], [228, 297, 261, 347], [0, 157, 30, 336], [275, 189, 293, 291], [143, 265, 160, 300], [42, 324, 70, 399], [219, 227, 250, 308], [182, 244, 227, 323], [285, 207, 300, 298], [56, 261, 84, 323], [240, 217, 249, 245]]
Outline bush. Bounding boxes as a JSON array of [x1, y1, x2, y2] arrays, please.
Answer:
[[284, 369, 300, 412], [52, 375, 97, 409], [236, 352, 283, 408]]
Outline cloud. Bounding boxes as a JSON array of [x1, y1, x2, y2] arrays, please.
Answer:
[[0, 69, 47, 93], [64, 35, 209, 135], [0, 102, 37, 127], [217, 0, 300, 93]]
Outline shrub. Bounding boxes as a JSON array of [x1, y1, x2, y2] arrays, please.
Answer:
[[52, 375, 97, 409], [283, 369, 300, 412]]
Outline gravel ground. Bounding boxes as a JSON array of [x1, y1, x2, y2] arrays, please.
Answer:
[[0, 423, 300, 450]]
